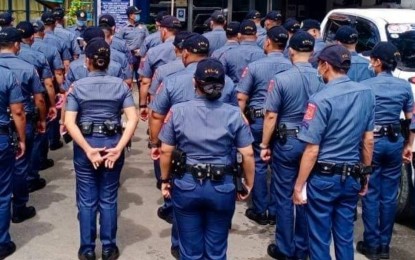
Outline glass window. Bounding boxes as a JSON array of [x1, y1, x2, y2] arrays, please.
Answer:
[[388, 30, 415, 71], [355, 18, 380, 53], [323, 17, 353, 43]]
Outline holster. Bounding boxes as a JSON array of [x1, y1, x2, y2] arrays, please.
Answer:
[[277, 124, 287, 145], [80, 122, 93, 135], [400, 119, 411, 142], [171, 149, 186, 177], [103, 120, 118, 136], [387, 124, 400, 143], [354, 163, 372, 187], [234, 152, 248, 195], [7, 108, 19, 153], [243, 107, 254, 124]]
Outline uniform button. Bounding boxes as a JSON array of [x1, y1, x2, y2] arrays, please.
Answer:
[[324, 166, 328, 171]]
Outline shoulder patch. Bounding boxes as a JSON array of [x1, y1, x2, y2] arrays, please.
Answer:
[[241, 67, 249, 78], [67, 84, 75, 94], [156, 82, 164, 95], [304, 103, 317, 121], [164, 109, 172, 123], [267, 80, 275, 92]]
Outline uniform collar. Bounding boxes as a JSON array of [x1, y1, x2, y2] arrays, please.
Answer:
[[377, 71, 393, 77], [267, 51, 284, 58], [326, 75, 350, 87], [56, 24, 63, 28], [240, 40, 257, 46], [351, 51, 358, 56], [212, 27, 225, 32], [226, 40, 238, 45], [316, 37, 324, 43], [293, 61, 312, 67], [185, 62, 198, 71], [88, 71, 107, 77], [0, 53, 16, 58], [164, 36, 175, 43], [45, 31, 54, 35], [21, 42, 30, 49]]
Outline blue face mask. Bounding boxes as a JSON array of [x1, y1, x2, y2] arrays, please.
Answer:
[[76, 20, 86, 27], [134, 14, 141, 23], [368, 63, 375, 73]]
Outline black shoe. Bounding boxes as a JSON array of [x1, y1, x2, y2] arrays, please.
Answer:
[[171, 246, 180, 259], [0, 241, 16, 259], [245, 208, 268, 225], [379, 245, 390, 259], [50, 141, 63, 151], [267, 244, 293, 260], [40, 159, 54, 171], [78, 250, 96, 260], [12, 206, 36, 223], [356, 241, 380, 260], [268, 214, 276, 225], [102, 246, 119, 260], [28, 178, 46, 193], [157, 206, 173, 224]]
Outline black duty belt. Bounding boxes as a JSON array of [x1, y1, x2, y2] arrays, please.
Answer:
[[276, 127, 299, 138], [0, 126, 9, 135], [185, 164, 236, 181], [313, 161, 371, 182], [247, 108, 265, 119], [92, 124, 122, 134], [79, 122, 122, 136], [373, 124, 400, 138]]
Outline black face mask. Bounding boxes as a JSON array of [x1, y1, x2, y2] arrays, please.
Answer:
[[199, 82, 224, 100]]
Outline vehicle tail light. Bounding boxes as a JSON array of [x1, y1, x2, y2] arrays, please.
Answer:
[[409, 77, 415, 84]]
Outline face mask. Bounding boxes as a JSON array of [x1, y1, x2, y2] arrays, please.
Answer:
[[76, 20, 86, 27], [135, 15, 141, 23], [368, 63, 375, 73]]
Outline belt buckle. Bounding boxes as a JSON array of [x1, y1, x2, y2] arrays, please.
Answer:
[[341, 164, 352, 182]]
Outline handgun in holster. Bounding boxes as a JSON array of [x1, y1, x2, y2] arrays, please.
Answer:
[[234, 152, 248, 195], [400, 119, 411, 142], [103, 120, 117, 136], [243, 107, 254, 124], [7, 108, 19, 153], [277, 124, 287, 145], [355, 163, 372, 188], [386, 124, 399, 143], [171, 149, 186, 177]]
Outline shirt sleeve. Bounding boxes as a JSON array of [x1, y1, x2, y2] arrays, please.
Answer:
[[61, 45, 72, 61], [404, 83, 414, 113], [236, 66, 254, 95], [138, 52, 153, 78], [234, 112, 254, 148], [264, 78, 282, 113], [64, 67, 75, 92], [365, 91, 375, 132], [53, 50, 64, 70], [7, 73, 24, 104], [66, 85, 79, 111], [31, 69, 45, 94], [149, 79, 171, 115], [159, 109, 176, 146], [149, 68, 161, 95], [122, 84, 135, 108], [297, 99, 328, 145], [41, 57, 53, 79]]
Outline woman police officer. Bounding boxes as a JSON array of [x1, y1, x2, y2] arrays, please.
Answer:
[[64, 38, 138, 260], [158, 58, 255, 260]]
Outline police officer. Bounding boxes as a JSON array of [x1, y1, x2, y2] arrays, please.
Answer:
[[0, 61, 26, 260], [0, 12, 14, 29], [335, 25, 374, 82], [0, 27, 47, 223], [52, 7, 82, 60], [357, 42, 413, 260], [158, 58, 255, 259], [237, 26, 292, 226], [260, 31, 323, 259], [68, 10, 88, 39], [64, 38, 138, 260], [203, 10, 227, 56], [257, 11, 283, 47], [293, 44, 375, 260], [245, 10, 266, 39], [301, 19, 325, 66], [138, 15, 180, 121], [219, 19, 266, 84], [139, 11, 168, 58], [283, 18, 301, 57], [211, 21, 240, 60]]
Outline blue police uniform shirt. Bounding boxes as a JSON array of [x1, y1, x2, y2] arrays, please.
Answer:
[[309, 37, 326, 67], [361, 72, 413, 125], [237, 51, 292, 109], [138, 36, 176, 78], [64, 56, 125, 91], [257, 25, 266, 38], [0, 67, 24, 126], [298, 75, 375, 163], [66, 71, 134, 124], [19, 43, 53, 80], [140, 31, 162, 58], [348, 52, 375, 82], [68, 25, 86, 38], [32, 37, 64, 72], [150, 62, 237, 115], [257, 34, 266, 49], [0, 53, 44, 114], [203, 28, 227, 56], [211, 41, 239, 60], [219, 41, 266, 83], [111, 37, 134, 65], [110, 47, 132, 80], [44, 31, 72, 61], [55, 24, 82, 57], [115, 21, 149, 51], [149, 57, 184, 96], [265, 62, 324, 128], [159, 97, 254, 165]]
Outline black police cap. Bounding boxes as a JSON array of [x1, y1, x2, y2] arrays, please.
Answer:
[[41, 11, 55, 25], [225, 21, 240, 36], [32, 20, 45, 33], [16, 21, 35, 38], [99, 14, 116, 28], [126, 6, 141, 16], [267, 26, 289, 44], [52, 7, 65, 19], [182, 34, 209, 54], [260, 10, 282, 27], [0, 12, 13, 26], [283, 18, 300, 33], [300, 19, 321, 31], [240, 19, 257, 35], [211, 10, 226, 23], [289, 31, 315, 52], [84, 37, 111, 59], [76, 10, 87, 21], [194, 58, 225, 84], [173, 31, 192, 49], [155, 11, 169, 23], [317, 44, 351, 70], [83, 26, 105, 44], [370, 42, 400, 65], [245, 10, 261, 20], [335, 26, 358, 44], [0, 27, 22, 43], [159, 15, 181, 29]]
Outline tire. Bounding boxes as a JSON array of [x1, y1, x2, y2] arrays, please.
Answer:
[[396, 163, 415, 221]]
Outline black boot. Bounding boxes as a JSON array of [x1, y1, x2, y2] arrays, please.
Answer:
[[379, 245, 390, 259], [245, 208, 268, 225], [12, 206, 36, 223], [102, 246, 119, 260], [356, 241, 380, 260], [78, 250, 96, 260], [267, 244, 293, 260], [0, 241, 16, 259]]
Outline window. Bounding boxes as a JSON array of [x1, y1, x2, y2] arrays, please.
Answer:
[[355, 18, 380, 53], [323, 16, 353, 43]]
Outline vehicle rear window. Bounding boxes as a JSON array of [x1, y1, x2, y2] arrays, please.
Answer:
[[387, 27, 415, 71]]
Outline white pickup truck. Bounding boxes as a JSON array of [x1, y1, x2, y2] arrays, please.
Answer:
[[321, 8, 415, 220]]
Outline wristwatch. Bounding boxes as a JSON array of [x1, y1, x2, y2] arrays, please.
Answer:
[[139, 104, 147, 108], [160, 178, 171, 184], [259, 143, 269, 149], [148, 140, 161, 149]]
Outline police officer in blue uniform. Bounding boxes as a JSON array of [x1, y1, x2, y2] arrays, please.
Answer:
[[357, 42, 413, 260], [301, 19, 325, 66], [257, 11, 283, 48], [158, 58, 255, 260], [293, 44, 375, 260], [140, 11, 168, 58], [68, 10, 88, 40], [138, 15, 181, 121], [335, 25, 374, 82], [203, 10, 227, 56], [211, 21, 240, 60], [237, 26, 292, 226], [219, 19, 266, 84], [261, 31, 324, 259], [0, 12, 14, 29], [64, 38, 138, 260], [283, 18, 301, 57], [0, 27, 47, 223], [0, 64, 26, 260], [246, 10, 266, 40]]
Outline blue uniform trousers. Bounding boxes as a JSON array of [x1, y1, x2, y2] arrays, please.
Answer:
[[48, 110, 61, 148], [13, 122, 34, 212], [172, 173, 236, 260], [74, 135, 124, 253], [29, 132, 47, 182], [362, 136, 403, 249], [272, 137, 308, 258], [307, 173, 361, 260], [250, 118, 276, 216], [0, 135, 14, 245]]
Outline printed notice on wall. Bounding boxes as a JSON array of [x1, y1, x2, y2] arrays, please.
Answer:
[[97, 0, 133, 28]]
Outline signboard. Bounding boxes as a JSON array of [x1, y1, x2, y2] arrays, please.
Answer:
[[176, 8, 186, 22], [97, 0, 133, 28], [176, 0, 188, 7]]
